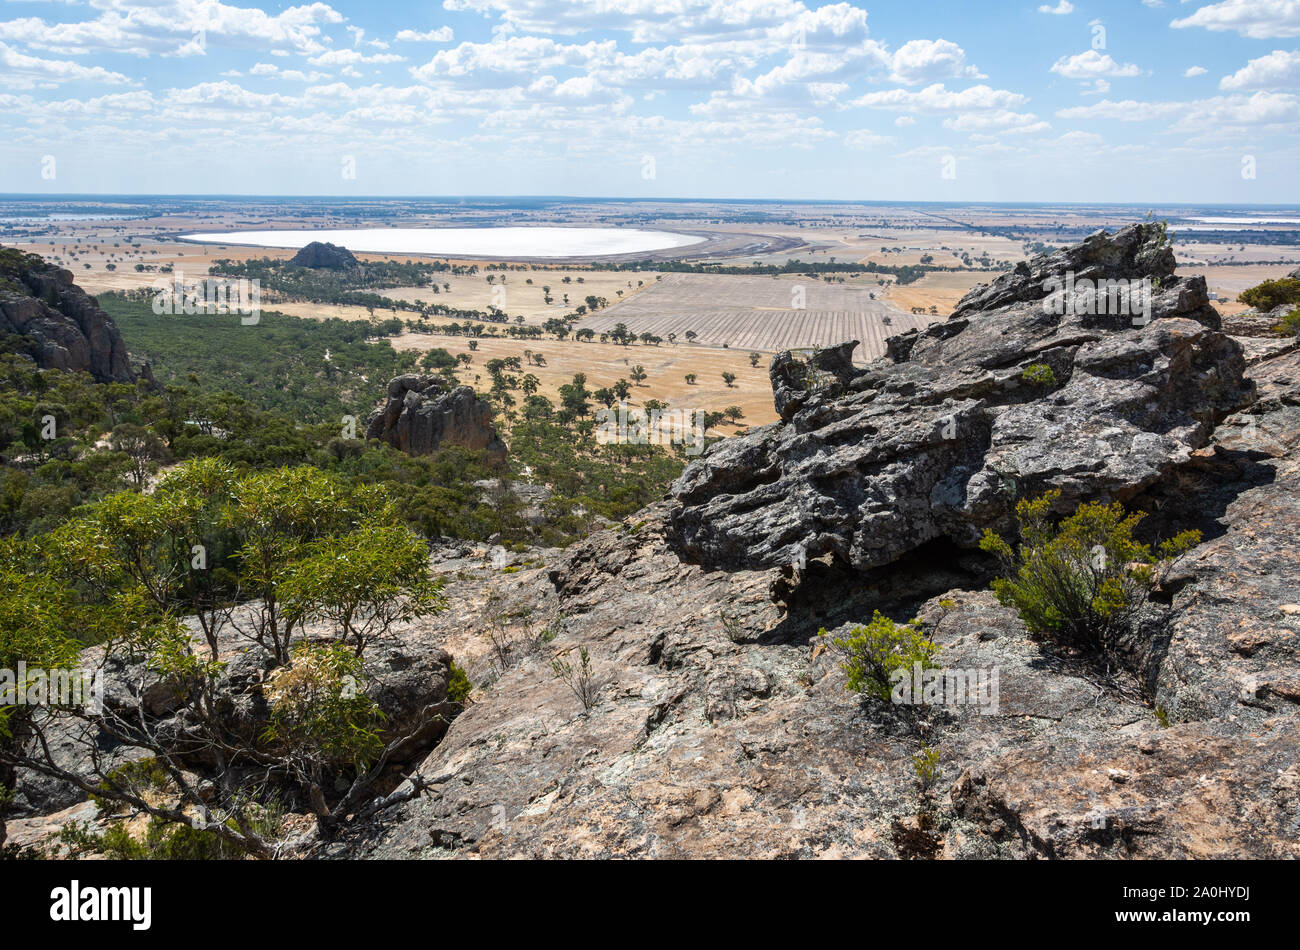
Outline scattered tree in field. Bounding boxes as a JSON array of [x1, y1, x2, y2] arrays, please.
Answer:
[[630, 365, 648, 386], [721, 371, 736, 388], [749, 352, 761, 367], [684, 373, 696, 385]]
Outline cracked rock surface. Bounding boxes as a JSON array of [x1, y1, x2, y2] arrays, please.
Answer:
[[327, 229, 1300, 859]]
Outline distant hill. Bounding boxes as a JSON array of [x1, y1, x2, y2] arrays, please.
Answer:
[[290, 241, 358, 269]]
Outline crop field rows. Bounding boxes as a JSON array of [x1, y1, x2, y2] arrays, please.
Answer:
[[579, 272, 943, 357]]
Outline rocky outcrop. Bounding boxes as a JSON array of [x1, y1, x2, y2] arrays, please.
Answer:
[[666, 224, 1249, 573], [0, 247, 134, 382], [290, 241, 358, 269], [311, 224, 1298, 860], [366, 374, 507, 460], [326, 339, 1300, 860]]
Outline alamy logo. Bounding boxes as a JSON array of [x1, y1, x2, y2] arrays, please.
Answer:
[[151, 270, 261, 325], [891, 664, 1000, 714], [49, 881, 152, 930], [1042, 271, 1152, 326], [595, 401, 707, 456], [0, 663, 102, 714]]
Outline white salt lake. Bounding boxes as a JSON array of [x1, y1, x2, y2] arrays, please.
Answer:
[[179, 226, 705, 258]]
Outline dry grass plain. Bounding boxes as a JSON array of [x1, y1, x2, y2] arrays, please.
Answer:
[[579, 272, 942, 357], [390, 330, 780, 428], [10, 206, 1297, 436]]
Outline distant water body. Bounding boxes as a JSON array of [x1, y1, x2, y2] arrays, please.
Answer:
[[180, 226, 705, 258]]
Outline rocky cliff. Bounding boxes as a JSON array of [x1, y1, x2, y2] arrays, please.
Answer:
[[667, 224, 1247, 574], [0, 247, 134, 382], [321, 224, 1299, 859], [366, 374, 507, 460]]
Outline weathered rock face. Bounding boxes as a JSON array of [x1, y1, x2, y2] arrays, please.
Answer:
[[290, 241, 358, 269], [666, 224, 1250, 573], [366, 374, 507, 460], [327, 341, 1300, 860], [0, 247, 134, 382]]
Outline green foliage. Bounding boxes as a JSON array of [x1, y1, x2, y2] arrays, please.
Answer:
[[912, 745, 940, 792], [100, 292, 418, 422], [979, 490, 1201, 653], [1020, 362, 1057, 387], [91, 757, 172, 812], [0, 537, 83, 742], [59, 817, 252, 860], [821, 610, 940, 702], [1239, 277, 1300, 313], [279, 522, 446, 654], [446, 661, 472, 705], [262, 642, 385, 769], [1273, 307, 1300, 337]]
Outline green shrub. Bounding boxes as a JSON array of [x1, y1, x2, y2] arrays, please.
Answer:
[[446, 661, 472, 705], [912, 745, 941, 792], [1020, 362, 1057, 387], [59, 816, 258, 860], [820, 610, 940, 702], [979, 490, 1200, 653], [1273, 307, 1300, 337], [1239, 277, 1300, 312], [261, 643, 385, 769]]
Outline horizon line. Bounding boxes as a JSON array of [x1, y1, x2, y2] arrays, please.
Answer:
[[2, 193, 1300, 209]]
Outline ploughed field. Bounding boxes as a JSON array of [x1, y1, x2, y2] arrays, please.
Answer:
[[578, 273, 940, 357]]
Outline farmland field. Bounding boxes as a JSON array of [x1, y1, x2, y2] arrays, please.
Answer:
[[578, 273, 942, 358]]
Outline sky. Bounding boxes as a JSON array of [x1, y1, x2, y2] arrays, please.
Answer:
[[0, 0, 1297, 202]]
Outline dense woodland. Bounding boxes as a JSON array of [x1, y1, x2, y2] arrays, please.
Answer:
[[1, 291, 688, 550]]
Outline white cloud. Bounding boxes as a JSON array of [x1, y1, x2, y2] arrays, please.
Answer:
[[308, 49, 405, 66], [1184, 65, 1208, 77], [894, 114, 915, 126], [1050, 50, 1141, 79], [0, 40, 132, 88], [411, 36, 615, 79], [1038, 1, 1074, 14], [249, 62, 328, 82], [0, 1, 345, 57], [843, 128, 894, 148], [440, 0, 816, 42], [943, 110, 1046, 132], [1171, 0, 1300, 39], [851, 82, 1028, 112], [889, 39, 983, 84], [395, 27, 455, 43], [1056, 98, 1183, 121], [1058, 91, 1300, 130], [1220, 49, 1300, 90]]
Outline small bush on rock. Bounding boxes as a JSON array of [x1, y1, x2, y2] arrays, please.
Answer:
[[820, 611, 940, 703], [1273, 307, 1300, 337], [1020, 362, 1057, 387], [979, 490, 1200, 654]]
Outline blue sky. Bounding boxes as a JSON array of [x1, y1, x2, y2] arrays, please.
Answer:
[[0, 0, 1297, 201]]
